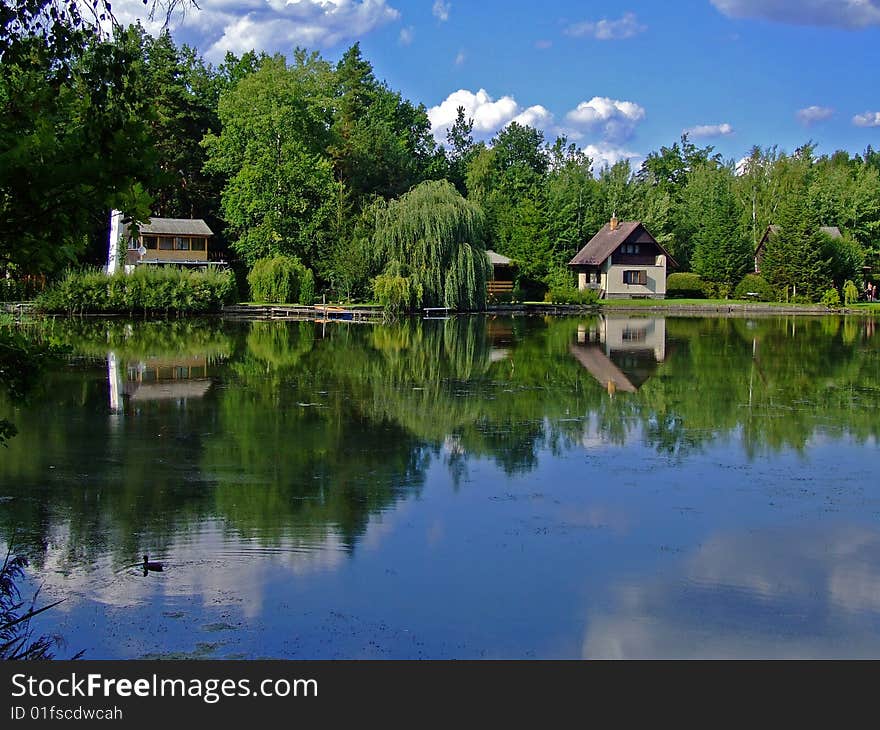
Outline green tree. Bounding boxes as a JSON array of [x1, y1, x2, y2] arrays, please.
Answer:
[[685, 163, 751, 290], [203, 53, 339, 269], [372, 180, 491, 310]]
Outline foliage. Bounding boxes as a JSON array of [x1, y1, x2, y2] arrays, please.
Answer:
[[247, 255, 315, 304], [843, 280, 859, 306], [544, 287, 600, 306], [666, 273, 708, 299], [203, 53, 339, 270], [821, 287, 842, 308], [685, 163, 752, 288], [372, 262, 421, 315], [36, 267, 237, 314], [733, 274, 775, 301], [373, 180, 490, 311]]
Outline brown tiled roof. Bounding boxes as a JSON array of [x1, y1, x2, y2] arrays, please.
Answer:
[[569, 221, 676, 267]]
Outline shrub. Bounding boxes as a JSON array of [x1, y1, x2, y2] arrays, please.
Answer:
[[247, 255, 315, 304], [733, 274, 775, 302], [666, 273, 707, 299], [821, 287, 842, 308], [843, 280, 859, 306], [35, 267, 237, 315], [544, 287, 600, 306]]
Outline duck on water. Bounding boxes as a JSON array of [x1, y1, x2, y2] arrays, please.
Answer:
[[143, 555, 164, 573]]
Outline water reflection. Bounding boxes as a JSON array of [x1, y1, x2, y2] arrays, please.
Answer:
[[0, 313, 878, 657], [583, 525, 880, 659]]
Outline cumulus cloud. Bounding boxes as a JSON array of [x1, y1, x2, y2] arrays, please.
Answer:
[[511, 105, 554, 129], [565, 11, 647, 40], [853, 111, 880, 127], [710, 0, 880, 29], [399, 25, 414, 45], [684, 122, 734, 138], [428, 89, 534, 142], [432, 0, 450, 22], [104, 0, 402, 61], [564, 96, 646, 142], [582, 143, 641, 170], [797, 105, 835, 125]]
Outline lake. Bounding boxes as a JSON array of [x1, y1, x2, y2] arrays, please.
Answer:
[[1, 313, 879, 658]]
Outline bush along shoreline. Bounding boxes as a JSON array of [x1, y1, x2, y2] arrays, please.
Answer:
[[35, 267, 238, 315]]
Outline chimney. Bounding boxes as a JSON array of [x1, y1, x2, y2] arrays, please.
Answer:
[[610, 216, 619, 231]]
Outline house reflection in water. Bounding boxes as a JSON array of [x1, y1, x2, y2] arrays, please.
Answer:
[[570, 317, 666, 396], [107, 353, 212, 413]]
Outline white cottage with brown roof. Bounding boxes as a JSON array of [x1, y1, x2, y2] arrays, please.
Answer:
[[568, 218, 676, 299]]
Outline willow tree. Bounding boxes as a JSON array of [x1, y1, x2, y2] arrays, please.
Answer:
[[372, 180, 491, 311]]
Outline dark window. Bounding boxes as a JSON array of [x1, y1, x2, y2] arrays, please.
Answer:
[[158, 237, 173, 250], [175, 237, 190, 251], [127, 237, 137, 250], [143, 236, 158, 250], [191, 237, 206, 251], [622, 328, 648, 342], [623, 270, 647, 285]]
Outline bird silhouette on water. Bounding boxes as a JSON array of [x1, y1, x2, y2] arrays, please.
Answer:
[[143, 555, 164, 576]]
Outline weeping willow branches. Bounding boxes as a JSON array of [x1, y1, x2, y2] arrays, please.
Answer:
[[372, 180, 492, 311]]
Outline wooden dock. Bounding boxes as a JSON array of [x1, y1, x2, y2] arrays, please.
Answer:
[[222, 304, 384, 322]]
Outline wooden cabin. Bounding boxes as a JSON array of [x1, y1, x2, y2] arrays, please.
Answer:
[[486, 249, 516, 298], [569, 218, 676, 299], [123, 218, 216, 270], [754, 225, 841, 274]]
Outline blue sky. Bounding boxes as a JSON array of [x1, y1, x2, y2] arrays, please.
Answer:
[[121, 0, 880, 168]]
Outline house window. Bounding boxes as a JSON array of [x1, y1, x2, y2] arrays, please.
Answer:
[[191, 237, 206, 251], [175, 237, 190, 251], [622, 244, 641, 254], [623, 270, 647, 285], [158, 237, 173, 250], [143, 236, 158, 250]]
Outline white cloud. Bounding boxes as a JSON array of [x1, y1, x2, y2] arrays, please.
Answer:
[[428, 90, 644, 173], [432, 0, 450, 22], [853, 111, 880, 127], [564, 96, 646, 142], [104, 0, 402, 61], [535, 39, 553, 49], [454, 50, 466, 66], [428, 89, 522, 142], [796, 106, 834, 125], [511, 105, 554, 129], [710, 0, 880, 29], [565, 11, 647, 40], [684, 122, 734, 138], [399, 25, 414, 45], [582, 143, 641, 170]]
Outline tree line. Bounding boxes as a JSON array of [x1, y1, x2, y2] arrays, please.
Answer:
[[1, 22, 878, 303]]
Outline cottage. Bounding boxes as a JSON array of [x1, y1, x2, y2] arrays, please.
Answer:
[[754, 225, 842, 274], [568, 218, 676, 299], [108, 210, 222, 273]]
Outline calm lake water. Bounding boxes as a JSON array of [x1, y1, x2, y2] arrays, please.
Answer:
[[2, 313, 879, 658]]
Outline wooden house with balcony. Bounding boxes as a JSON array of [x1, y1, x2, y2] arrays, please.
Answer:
[[119, 217, 221, 271], [568, 218, 676, 299]]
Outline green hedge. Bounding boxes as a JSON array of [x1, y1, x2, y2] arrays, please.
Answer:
[[666, 273, 707, 299], [35, 267, 237, 314], [544, 287, 600, 306], [733, 274, 775, 302]]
